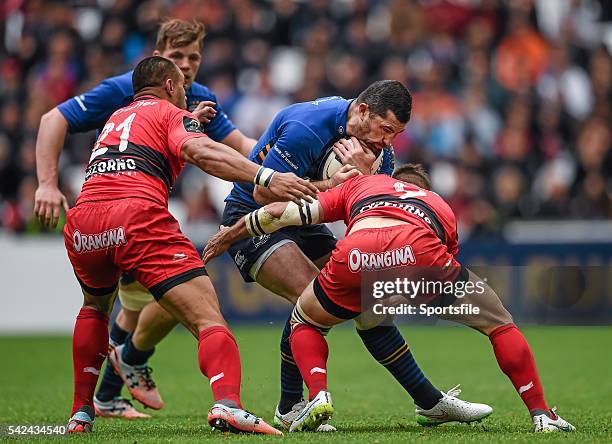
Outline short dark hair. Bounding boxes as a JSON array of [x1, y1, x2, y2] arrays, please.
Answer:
[[132, 56, 179, 94], [392, 163, 431, 190], [356, 80, 412, 123]]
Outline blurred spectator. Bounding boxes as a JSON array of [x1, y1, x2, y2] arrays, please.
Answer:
[[0, 0, 610, 240]]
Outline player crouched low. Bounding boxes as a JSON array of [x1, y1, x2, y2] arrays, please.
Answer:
[[203, 169, 495, 431], [203, 164, 575, 434]]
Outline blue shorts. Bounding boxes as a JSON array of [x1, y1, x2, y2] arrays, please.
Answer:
[[221, 200, 337, 282]]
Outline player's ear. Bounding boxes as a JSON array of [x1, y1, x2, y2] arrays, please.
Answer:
[[358, 102, 369, 119], [164, 78, 175, 95]]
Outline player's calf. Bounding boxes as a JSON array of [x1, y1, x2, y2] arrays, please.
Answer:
[[157, 274, 279, 432], [69, 290, 116, 433]]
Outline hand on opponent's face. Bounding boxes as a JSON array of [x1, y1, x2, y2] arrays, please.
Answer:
[[332, 137, 376, 175]]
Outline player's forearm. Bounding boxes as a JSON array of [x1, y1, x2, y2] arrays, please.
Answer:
[[35, 108, 69, 186], [244, 201, 323, 236], [240, 136, 257, 158], [225, 218, 250, 243]]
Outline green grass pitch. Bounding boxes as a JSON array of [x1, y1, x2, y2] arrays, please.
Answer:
[[1, 325, 611, 443]]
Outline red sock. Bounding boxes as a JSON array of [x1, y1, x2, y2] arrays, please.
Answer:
[[290, 324, 328, 400], [489, 324, 549, 413], [198, 326, 242, 408], [71, 307, 109, 415]]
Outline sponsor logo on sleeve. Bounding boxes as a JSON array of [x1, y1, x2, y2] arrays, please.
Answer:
[[183, 116, 204, 133], [272, 146, 299, 170]]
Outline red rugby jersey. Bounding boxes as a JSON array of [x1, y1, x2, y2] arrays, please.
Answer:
[[318, 175, 459, 256], [77, 95, 207, 206]]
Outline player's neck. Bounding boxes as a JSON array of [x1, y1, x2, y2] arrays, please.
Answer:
[[345, 100, 360, 137], [134, 87, 165, 102]]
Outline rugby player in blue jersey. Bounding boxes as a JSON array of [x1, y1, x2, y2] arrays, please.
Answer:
[[221, 81, 489, 431], [34, 19, 260, 419]]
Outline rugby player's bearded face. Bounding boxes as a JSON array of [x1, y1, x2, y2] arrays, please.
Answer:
[[155, 41, 202, 89], [353, 105, 405, 153]]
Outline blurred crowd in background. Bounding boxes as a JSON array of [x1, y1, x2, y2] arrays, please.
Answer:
[[1, 0, 611, 239]]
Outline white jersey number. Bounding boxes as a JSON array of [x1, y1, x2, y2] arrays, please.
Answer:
[[394, 182, 427, 199], [89, 113, 136, 162]]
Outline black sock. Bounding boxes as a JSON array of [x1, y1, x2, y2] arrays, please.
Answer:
[[278, 317, 304, 414], [122, 333, 155, 366], [95, 322, 129, 402], [357, 324, 442, 410]]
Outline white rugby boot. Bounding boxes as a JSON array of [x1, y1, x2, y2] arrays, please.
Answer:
[[416, 384, 493, 426], [274, 400, 336, 432], [289, 391, 334, 432], [532, 407, 576, 432]]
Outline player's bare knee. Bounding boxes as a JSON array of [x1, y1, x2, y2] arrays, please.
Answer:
[[467, 269, 514, 334]]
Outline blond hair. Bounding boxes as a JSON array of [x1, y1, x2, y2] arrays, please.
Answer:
[[156, 19, 206, 52]]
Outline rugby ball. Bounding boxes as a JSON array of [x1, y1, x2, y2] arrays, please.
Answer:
[[319, 143, 384, 180]]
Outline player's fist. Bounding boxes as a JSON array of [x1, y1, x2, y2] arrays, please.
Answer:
[[192, 101, 217, 124], [330, 164, 362, 188], [34, 184, 69, 228], [268, 172, 318, 205], [332, 137, 376, 175]]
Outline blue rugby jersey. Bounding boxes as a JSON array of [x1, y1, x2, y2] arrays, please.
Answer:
[[226, 96, 395, 208], [57, 70, 235, 141]]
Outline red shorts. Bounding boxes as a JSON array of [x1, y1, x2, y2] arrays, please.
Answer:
[[64, 198, 206, 299], [315, 224, 462, 318]]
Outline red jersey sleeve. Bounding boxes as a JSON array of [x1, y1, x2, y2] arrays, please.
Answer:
[[318, 182, 348, 223], [166, 105, 207, 158]]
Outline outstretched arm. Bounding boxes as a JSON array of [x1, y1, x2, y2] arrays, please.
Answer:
[[181, 137, 318, 204], [202, 199, 324, 263]]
